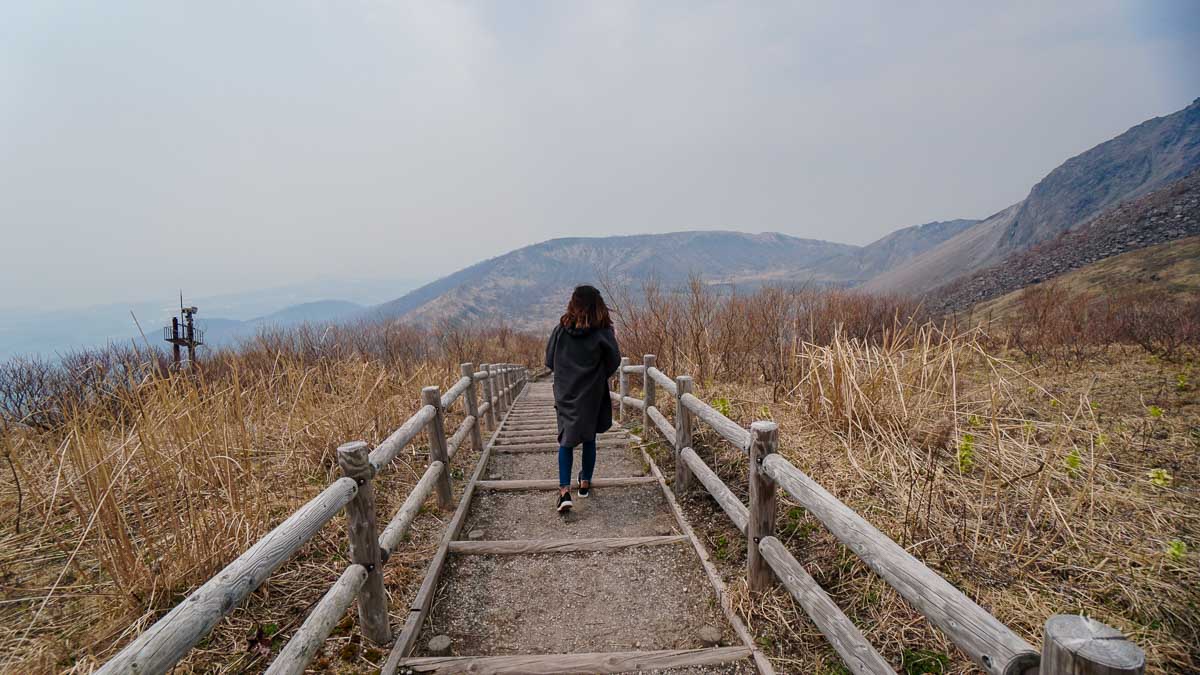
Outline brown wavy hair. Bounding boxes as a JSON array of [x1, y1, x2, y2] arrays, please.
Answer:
[[560, 285, 612, 330]]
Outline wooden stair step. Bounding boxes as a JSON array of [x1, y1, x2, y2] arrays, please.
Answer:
[[394, 647, 752, 673], [495, 439, 629, 453], [476, 477, 657, 490], [448, 535, 686, 555], [463, 482, 674, 540]]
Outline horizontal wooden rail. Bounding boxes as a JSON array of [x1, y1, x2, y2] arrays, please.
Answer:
[[622, 395, 646, 410], [96, 477, 359, 675], [379, 461, 444, 554], [445, 415, 476, 463], [646, 366, 678, 397], [761, 454, 1039, 675], [758, 536, 892, 675], [680, 393, 751, 450], [264, 564, 368, 675], [439, 375, 472, 409], [622, 364, 645, 374], [394, 647, 753, 674], [646, 405, 675, 441], [369, 404, 437, 471], [679, 447, 748, 534]]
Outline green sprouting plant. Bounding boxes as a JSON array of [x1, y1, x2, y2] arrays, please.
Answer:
[[1096, 432, 1109, 447], [1148, 405, 1164, 419], [1177, 373, 1190, 391], [759, 405, 772, 419], [713, 534, 733, 560], [1148, 468, 1173, 488], [967, 414, 982, 428], [957, 434, 976, 474], [1166, 539, 1188, 562], [901, 648, 949, 675], [713, 397, 731, 417], [1064, 449, 1082, 478], [818, 663, 852, 675]]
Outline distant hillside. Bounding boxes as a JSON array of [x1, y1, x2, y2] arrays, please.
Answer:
[[369, 225, 972, 328], [935, 170, 1200, 313], [864, 97, 1200, 295], [967, 235, 1200, 320], [807, 219, 978, 285]]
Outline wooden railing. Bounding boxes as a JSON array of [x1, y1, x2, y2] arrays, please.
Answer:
[[613, 354, 1147, 675], [97, 362, 530, 675]]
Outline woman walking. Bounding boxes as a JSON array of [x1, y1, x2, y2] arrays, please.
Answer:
[[544, 285, 621, 513]]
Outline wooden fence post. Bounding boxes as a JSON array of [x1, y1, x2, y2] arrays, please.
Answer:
[[501, 362, 511, 410], [478, 363, 494, 430], [422, 386, 454, 510], [642, 354, 656, 435], [1040, 615, 1144, 675], [747, 420, 778, 592], [335, 441, 391, 644], [674, 375, 694, 494], [487, 364, 502, 418], [462, 362, 485, 453], [617, 357, 631, 422]]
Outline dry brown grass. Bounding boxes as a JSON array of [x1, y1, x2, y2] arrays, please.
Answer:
[[0, 323, 539, 673], [629, 325, 1198, 673]]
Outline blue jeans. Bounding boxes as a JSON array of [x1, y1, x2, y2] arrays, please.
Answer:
[[558, 440, 596, 488]]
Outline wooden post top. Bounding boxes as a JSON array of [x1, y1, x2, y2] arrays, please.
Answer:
[[750, 420, 778, 435], [1042, 615, 1144, 674], [337, 441, 375, 481], [461, 362, 474, 375], [421, 385, 441, 406]]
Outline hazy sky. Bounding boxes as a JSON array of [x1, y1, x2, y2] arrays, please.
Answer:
[[2, 1, 1198, 311]]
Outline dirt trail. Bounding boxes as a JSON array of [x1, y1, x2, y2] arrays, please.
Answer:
[[399, 380, 758, 674]]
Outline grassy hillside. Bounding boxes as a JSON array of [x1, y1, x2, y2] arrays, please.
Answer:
[[969, 235, 1200, 320]]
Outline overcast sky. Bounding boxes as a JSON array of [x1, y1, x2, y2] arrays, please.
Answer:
[[2, 1, 1197, 311]]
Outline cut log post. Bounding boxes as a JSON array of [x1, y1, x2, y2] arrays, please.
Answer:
[[1039, 615, 1144, 675], [486, 364, 501, 425], [461, 363, 484, 453], [618, 356, 630, 422], [503, 365, 513, 410], [422, 386, 454, 510], [336, 441, 391, 644], [674, 375, 694, 494], [480, 362, 494, 425], [642, 354, 656, 436], [747, 421, 778, 592]]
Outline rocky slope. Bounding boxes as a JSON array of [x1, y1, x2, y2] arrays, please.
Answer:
[[933, 170, 1200, 313], [864, 97, 1200, 295]]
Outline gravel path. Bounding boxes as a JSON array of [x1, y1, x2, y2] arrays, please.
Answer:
[[485, 446, 646, 481], [461, 484, 677, 540], [404, 380, 754, 673], [417, 547, 736, 656]]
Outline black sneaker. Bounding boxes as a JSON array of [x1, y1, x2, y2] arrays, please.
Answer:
[[557, 491, 573, 513], [578, 479, 591, 498]]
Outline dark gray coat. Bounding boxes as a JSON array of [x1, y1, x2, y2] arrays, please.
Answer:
[[544, 324, 621, 447]]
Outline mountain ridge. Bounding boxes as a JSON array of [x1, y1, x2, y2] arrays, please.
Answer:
[[864, 97, 1200, 295]]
